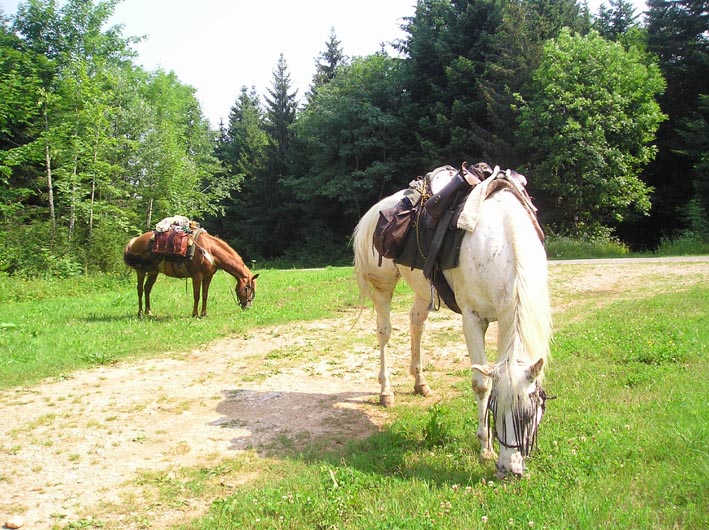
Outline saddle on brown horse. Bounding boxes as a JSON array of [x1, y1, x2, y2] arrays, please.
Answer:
[[151, 230, 193, 258]]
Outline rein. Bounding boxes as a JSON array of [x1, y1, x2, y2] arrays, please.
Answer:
[[223, 270, 239, 305]]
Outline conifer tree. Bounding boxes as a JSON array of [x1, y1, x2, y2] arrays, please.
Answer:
[[595, 0, 641, 40], [264, 53, 298, 174], [640, 0, 709, 242], [307, 28, 347, 100], [253, 53, 301, 258]]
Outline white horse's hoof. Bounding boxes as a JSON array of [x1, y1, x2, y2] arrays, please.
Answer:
[[414, 383, 432, 397], [380, 394, 395, 407], [480, 449, 498, 462]]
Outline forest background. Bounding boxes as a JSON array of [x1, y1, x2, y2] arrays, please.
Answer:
[[0, 0, 707, 276]]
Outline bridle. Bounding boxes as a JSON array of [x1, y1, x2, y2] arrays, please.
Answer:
[[237, 279, 256, 306], [487, 384, 551, 457]]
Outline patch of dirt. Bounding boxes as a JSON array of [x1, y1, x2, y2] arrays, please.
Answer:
[[0, 258, 706, 529]]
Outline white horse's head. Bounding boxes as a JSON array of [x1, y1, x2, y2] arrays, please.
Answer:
[[473, 358, 547, 477]]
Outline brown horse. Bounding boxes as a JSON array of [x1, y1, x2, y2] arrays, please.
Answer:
[[123, 230, 259, 317]]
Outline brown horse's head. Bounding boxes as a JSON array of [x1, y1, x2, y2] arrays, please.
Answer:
[[236, 273, 259, 309]]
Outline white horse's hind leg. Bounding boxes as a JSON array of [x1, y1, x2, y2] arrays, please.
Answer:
[[369, 282, 397, 407], [410, 294, 431, 397], [462, 308, 496, 460]]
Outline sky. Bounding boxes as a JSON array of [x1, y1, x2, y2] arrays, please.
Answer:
[[2, 0, 648, 128]]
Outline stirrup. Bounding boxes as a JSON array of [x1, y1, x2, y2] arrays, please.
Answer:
[[429, 284, 441, 311]]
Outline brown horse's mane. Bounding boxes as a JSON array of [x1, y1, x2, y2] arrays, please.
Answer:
[[200, 231, 249, 273]]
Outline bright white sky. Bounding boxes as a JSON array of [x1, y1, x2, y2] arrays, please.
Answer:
[[2, 0, 647, 128]]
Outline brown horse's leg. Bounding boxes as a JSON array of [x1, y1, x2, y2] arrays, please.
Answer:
[[200, 275, 214, 318], [136, 271, 146, 317], [144, 273, 158, 316], [191, 274, 202, 317], [136, 272, 145, 316]]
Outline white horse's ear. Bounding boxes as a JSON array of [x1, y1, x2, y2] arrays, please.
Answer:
[[530, 358, 544, 379], [471, 364, 493, 377]]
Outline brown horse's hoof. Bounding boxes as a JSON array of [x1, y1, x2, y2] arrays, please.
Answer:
[[380, 394, 395, 407], [414, 383, 432, 397]]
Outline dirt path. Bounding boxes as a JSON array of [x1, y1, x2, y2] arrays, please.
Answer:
[[1, 258, 706, 529]]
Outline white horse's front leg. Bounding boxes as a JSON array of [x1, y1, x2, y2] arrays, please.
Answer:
[[410, 294, 431, 397], [462, 309, 496, 460]]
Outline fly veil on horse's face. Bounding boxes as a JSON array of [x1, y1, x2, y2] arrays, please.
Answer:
[[474, 358, 548, 477]]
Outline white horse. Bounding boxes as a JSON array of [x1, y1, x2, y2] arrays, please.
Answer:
[[353, 167, 552, 477]]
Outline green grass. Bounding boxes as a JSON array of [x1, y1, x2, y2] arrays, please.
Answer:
[[2, 262, 707, 529], [0, 267, 360, 389], [172, 285, 709, 530]]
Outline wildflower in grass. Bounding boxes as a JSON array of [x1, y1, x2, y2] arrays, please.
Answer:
[[481, 515, 488, 523]]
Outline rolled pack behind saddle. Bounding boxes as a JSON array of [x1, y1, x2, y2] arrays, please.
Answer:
[[150, 216, 202, 261], [373, 163, 490, 313]]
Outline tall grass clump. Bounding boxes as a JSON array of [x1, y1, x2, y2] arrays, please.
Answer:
[[654, 233, 709, 256], [545, 232, 630, 260]]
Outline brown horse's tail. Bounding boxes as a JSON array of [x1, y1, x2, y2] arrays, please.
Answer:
[[123, 236, 153, 270]]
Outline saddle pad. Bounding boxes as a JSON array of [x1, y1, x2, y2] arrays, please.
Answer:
[[457, 173, 544, 242]]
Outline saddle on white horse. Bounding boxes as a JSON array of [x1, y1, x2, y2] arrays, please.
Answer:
[[373, 162, 543, 313]]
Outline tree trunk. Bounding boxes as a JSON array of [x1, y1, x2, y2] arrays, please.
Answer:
[[147, 197, 153, 230], [44, 110, 56, 246], [68, 154, 78, 241]]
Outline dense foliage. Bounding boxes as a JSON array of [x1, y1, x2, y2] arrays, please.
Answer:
[[1, 0, 707, 275]]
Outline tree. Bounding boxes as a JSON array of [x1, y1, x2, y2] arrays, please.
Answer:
[[1, 0, 224, 275], [127, 69, 222, 228], [595, 0, 641, 40], [264, 53, 298, 172], [292, 54, 411, 214], [207, 86, 267, 257], [282, 53, 414, 264], [478, 0, 586, 167], [676, 94, 709, 238], [219, 54, 300, 260], [0, 17, 50, 222], [517, 29, 666, 236], [641, 0, 709, 243], [307, 28, 347, 100], [397, 0, 586, 169]]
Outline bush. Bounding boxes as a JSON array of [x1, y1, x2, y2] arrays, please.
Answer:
[[0, 222, 83, 278], [262, 226, 353, 269], [545, 232, 630, 260], [654, 233, 709, 256]]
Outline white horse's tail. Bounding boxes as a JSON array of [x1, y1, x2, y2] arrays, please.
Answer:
[[352, 203, 379, 303], [352, 193, 403, 303]]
